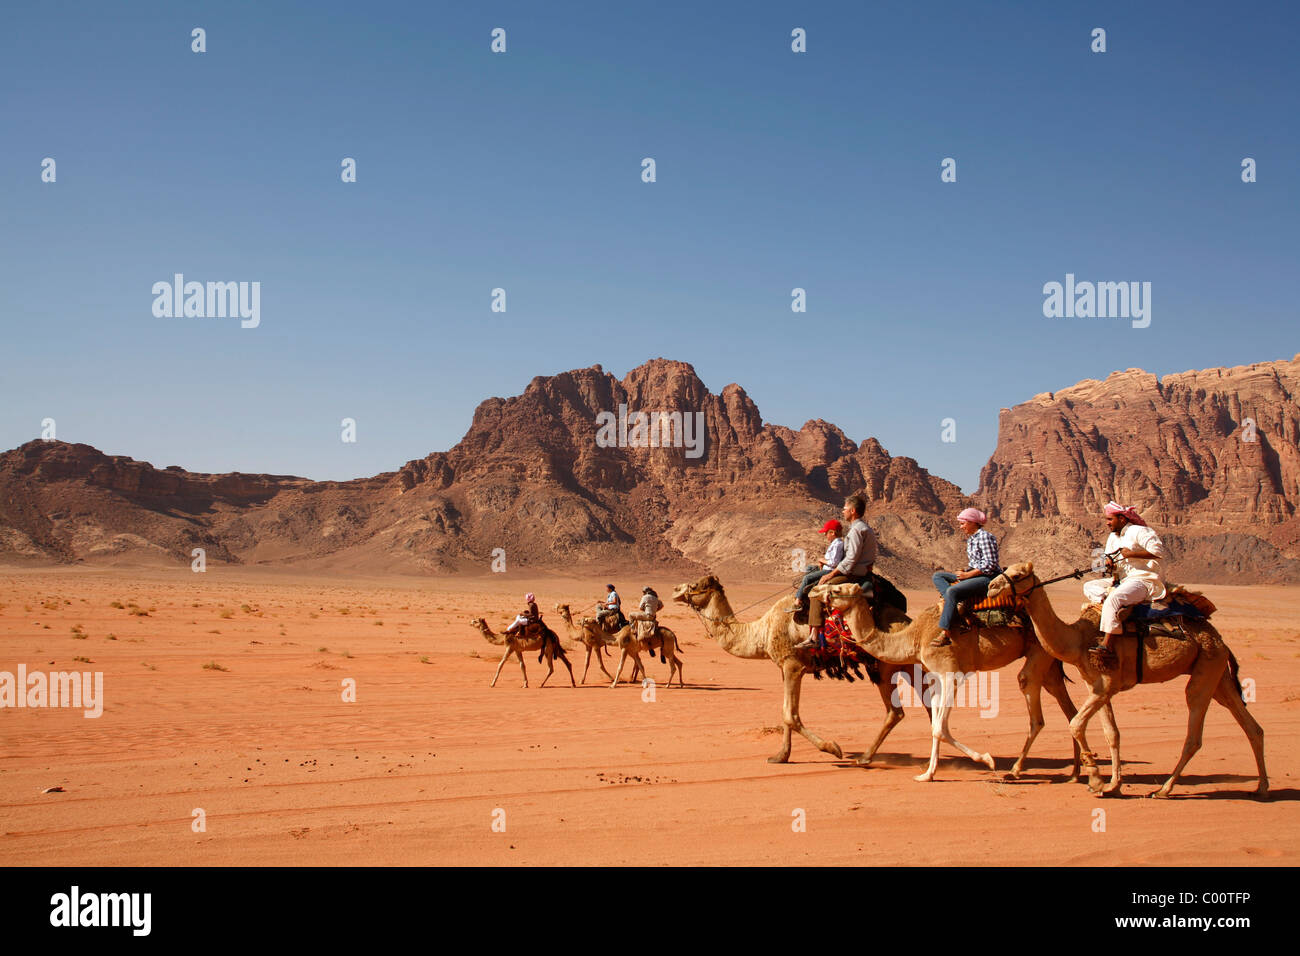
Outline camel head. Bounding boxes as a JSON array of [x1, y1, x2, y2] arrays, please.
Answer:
[[672, 574, 722, 609], [986, 561, 1036, 600], [554, 603, 573, 620], [469, 617, 491, 633], [808, 581, 867, 610]]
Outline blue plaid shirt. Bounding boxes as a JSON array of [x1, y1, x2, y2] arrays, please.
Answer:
[[966, 529, 1000, 576]]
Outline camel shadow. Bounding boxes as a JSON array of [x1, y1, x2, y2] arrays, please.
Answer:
[[1109, 773, 1291, 801], [578, 683, 760, 692]]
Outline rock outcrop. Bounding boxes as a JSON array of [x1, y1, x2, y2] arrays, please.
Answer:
[[0, 359, 965, 583]]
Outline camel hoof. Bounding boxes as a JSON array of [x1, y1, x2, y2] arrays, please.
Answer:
[[981, 753, 996, 771], [1147, 788, 1171, 799], [854, 755, 874, 767], [1007, 763, 1024, 779], [768, 754, 790, 765], [825, 742, 844, 759], [914, 773, 935, 783]]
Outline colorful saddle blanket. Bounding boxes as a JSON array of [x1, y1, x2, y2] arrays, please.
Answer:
[[806, 608, 880, 684]]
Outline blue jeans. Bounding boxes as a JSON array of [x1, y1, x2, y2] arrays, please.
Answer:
[[796, 565, 830, 602], [933, 571, 993, 631]]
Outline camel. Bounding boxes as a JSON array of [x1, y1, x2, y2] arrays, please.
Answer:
[[985, 562, 1267, 798], [671, 574, 928, 765], [811, 581, 1083, 782], [554, 604, 616, 684], [470, 617, 575, 689], [605, 620, 685, 690]]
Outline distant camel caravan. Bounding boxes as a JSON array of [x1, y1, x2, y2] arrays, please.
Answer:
[[672, 574, 931, 765], [810, 580, 1085, 782], [986, 562, 1268, 799], [470, 617, 575, 689], [554, 603, 685, 688]]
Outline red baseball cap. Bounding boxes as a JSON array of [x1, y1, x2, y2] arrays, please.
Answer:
[[819, 519, 842, 534]]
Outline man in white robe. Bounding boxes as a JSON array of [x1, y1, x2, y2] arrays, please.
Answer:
[[1083, 501, 1168, 668]]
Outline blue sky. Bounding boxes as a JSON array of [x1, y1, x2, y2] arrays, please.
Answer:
[[3, 0, 1296, 492]]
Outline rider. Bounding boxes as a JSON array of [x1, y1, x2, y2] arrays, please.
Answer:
[[1083, 501, 1168, 669], [595, 583, 622, 630], [789, 519, 845, 614], [798, 495, 877, 649], [931, 508, 1001, 647], [505, 592, 541, 636], [628, 586, 663, 655]]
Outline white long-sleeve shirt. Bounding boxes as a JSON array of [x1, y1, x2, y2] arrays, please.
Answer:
[[821, 538, 845, 570], [1105, 523, 1168, 601]]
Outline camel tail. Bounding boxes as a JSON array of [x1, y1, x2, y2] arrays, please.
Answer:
[[1226, 648, 1244, 700], [545, 626, 569, 662]]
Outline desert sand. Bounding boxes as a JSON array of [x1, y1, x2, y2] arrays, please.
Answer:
[[1, 565, 1296, 866]]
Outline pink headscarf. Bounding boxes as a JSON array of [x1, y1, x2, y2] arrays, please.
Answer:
[[957, 507, 987, 525], [525, 592, 536, 603], [1103, 501, 1146, 526]]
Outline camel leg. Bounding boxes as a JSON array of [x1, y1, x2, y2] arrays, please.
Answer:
[[597, 644, 615, 681], [1040, 660, 1082, 782], [1151, 661, 1221, 798], [516, 649, 529, 688], [1070, 690, 1113, 793], [561, 651, 575, 687], [1010, 662, 1047, 779], [491, 646, 516, 688], [856, 671, 907, 767], [1210, 671, 1268, 798], [936, 676, 995, 771], [769, 659, 842, 763], [915, 673, 955, 782], [539, 650, 554, 688], [669, 651, 683, 688], [581, 646, 593, 684], [1096, 701, 1122, 794], [609, 649, 628, 689]]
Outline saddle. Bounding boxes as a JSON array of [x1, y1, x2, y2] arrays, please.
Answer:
[[598, 610, 629, 633], [1082, 583, 1213, 640], [942, 588, 1030, 633]]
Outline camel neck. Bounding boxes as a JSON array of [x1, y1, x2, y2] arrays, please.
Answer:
[[700, 590, 767, 659], [846, 607, 915, 664], [1022, 585, 1083, 664]]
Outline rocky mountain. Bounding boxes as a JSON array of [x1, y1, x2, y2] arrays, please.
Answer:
[[975, 354, 1300, 582], [4, 355, 1298, 584], [0, 360, 966, 584]]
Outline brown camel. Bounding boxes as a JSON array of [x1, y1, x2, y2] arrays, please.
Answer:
[[671, 574, 927, 765], [986, 562, 1268, 798], [470, 617, 575, 689], [553, 604, 616, 684], [811, 580, 1083, 782], [605, 619, 685, 689]]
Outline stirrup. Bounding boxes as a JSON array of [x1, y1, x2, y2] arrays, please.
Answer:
[[1088, 643, 1118, 671]]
